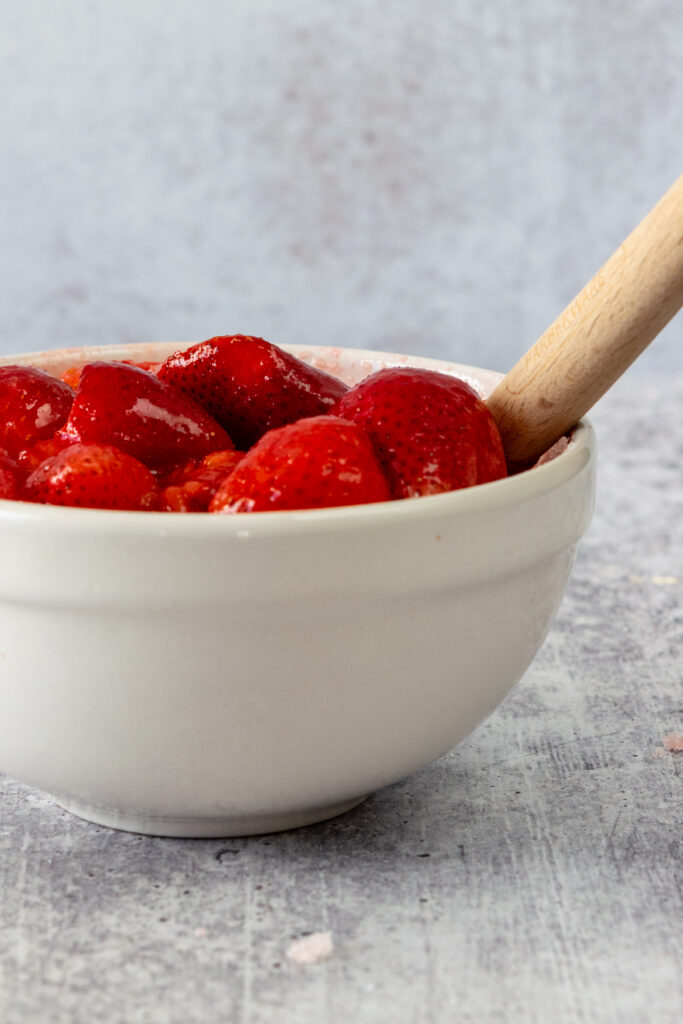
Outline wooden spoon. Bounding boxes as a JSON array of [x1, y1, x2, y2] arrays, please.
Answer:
[[487, 174, 683, 470]]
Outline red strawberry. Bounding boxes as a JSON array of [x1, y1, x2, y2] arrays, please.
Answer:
[[17, 434, 71, 474], [61, 366, 82, 389], [333, 367, 507, 498], [0, 365, 73, 458], [0, 450, 23, 500], [210, 415, 391, 513], [157, 335, 348, 449], [61, 359, 162, 390], [159, 448, 245, 512], [24, 443, 160, 510], [135, 360, 162, 375], [62, 361, 233, 472]]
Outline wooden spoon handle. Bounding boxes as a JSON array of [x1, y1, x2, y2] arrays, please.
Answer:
[[487, 174, 683, 469]]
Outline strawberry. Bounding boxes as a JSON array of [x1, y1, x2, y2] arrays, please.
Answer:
[[17, 434, 71, 474], [158, 448, 244, 512], [157, 335, 348, 449], [0, 365, 74, 458], [23, 443, 160, 510], [210, 415, 391, 513], [61, 361, 233, 472], [61, 366, 82, 389], [61, 359, 162, 390], [333, 367, 507, 498], [133, 360, 162, 375], [0, 450, 23, 500]]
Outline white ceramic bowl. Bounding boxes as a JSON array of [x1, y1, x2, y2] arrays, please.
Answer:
[[0, 343, 595, 837]]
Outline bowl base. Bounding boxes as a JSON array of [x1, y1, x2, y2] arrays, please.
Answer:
[[56, 794, 368, 838]]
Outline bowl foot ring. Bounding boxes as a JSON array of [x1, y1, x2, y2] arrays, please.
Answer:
[[56, 794, 368, 838]]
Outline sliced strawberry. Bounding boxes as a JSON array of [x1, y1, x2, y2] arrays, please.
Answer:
[[158, 448, 245, 512], [62, 361, 233, 472], [0, 450, 23, 500], [24, 443, 160, 510], [210, 415, 391, 513], [157, 335, 348, 449], [333, 367, 507, 498], [61, 366, 82, 389], [0, 365, 74, 458]]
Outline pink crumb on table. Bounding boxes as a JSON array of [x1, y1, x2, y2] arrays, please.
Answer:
[[286, 931, 334, 965], [652, 733, 683, 757]]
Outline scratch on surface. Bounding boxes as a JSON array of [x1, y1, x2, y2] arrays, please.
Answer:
[[604, 807, 624, 863], [528, 729, 625, 764], [318, 863, 333, 1018], [478, 728, 628, 775], [13, 829, 32, 974], [628, 574, 680, 585], [240, 874, 253, 1024]]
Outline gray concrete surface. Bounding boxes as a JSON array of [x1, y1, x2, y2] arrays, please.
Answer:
[[1, 1, 682, 372], [1, 373, 681, 1023]]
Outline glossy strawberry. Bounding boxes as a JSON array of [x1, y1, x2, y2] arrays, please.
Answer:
[[62, 361, 232, 472], [0, 450, 23, 500], [24, 443, 160, 510], [158, 335, 348, 449], [61, 359, 162, 390], [0, 365, 73, 458], [333, 367, 507, 498], [159, 448, 244, 512], [60, 366, 82, 389], [210, 415, 391, 513], [17, 434, 71, 474]]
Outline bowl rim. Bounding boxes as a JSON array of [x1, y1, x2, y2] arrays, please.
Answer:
[[0, 342, 595, 535]]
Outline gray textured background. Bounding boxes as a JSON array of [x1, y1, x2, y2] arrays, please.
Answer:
[[1, 0, 682, 371]]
